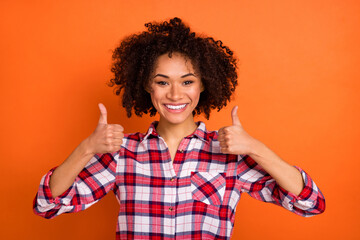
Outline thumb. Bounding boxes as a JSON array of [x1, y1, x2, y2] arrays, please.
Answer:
[[98, 103, 108, 125], [231, 106, 241, 126]]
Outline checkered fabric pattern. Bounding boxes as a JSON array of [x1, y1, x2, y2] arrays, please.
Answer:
[[191, 171, 226, 206], [33, 121, 325, 239]]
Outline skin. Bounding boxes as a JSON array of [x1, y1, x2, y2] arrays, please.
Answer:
[[49, 52, 304, 198], [146, 52, 204, 161], [49, 103, 125, 198], [218, 106, 305, 195]]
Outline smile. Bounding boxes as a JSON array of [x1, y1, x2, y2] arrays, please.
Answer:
[[165, 104, 187, 110]]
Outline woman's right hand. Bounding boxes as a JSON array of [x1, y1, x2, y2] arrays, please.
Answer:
[[85, 103, 124, 155], [49, 103, 124, 198]]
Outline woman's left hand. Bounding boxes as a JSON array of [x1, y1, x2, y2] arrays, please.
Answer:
[[218, 106, 305, 195], [218, 106, 259, 155]]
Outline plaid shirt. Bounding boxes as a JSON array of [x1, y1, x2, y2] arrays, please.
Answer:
[[34, 121, 325, 239]]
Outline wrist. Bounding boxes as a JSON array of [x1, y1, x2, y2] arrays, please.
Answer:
[[247, 138, 266, 158], [79, 137, 96, 157]]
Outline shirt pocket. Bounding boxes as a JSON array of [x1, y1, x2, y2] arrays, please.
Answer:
[[190, 171, 226, 206]]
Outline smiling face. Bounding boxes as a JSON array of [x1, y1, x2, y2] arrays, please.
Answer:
[[147, 52, 204, 128]]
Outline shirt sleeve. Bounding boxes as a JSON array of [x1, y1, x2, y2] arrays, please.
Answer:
[[237, 155, 325, 217], [33, 152, 117, 219]]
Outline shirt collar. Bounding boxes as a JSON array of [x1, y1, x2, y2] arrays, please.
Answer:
[[141, 121, 209, 143]]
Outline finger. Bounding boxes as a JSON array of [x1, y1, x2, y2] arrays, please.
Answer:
[[231, 106, 242, 127], [98, 103, 108, 125], [220, 147, 229, 154], [110, 124, 124, 132], [219, 141, 228, 148], [112, 134, 124, 140], [107, 145, 122, 153], [218, 127, 226, 135], [111, 139, 123, 146]]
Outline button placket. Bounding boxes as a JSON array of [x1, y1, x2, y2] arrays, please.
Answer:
[[168, 175, 177, 217]]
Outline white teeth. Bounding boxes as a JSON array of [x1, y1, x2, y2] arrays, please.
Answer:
[[166, 104, 187, 110]]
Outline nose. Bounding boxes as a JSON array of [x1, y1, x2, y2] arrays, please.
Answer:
[[166, 84, 183, 101]]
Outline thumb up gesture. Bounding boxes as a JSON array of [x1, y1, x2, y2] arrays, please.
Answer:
[[218, 106, 257, 155], [86, 103, 124, 155]]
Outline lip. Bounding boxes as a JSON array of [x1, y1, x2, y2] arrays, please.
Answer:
[[163, 103, 188, 113]]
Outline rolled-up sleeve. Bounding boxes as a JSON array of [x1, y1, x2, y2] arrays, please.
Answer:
[[33, 152, 118, 219], [238, 155, 325, 217]]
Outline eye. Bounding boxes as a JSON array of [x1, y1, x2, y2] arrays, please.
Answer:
[[183, 80, 194, 85], [156, 81, 168, 86]]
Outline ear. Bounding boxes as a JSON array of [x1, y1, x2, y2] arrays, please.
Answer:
[[144, 81, 152, 93], [200, 81, 205, 93]]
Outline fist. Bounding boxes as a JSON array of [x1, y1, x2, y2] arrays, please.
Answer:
[[86, 103, 124, 154], [218, 106, 257, 155]]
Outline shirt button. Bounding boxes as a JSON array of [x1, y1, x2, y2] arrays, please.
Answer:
[[169, 207, 173, 211], [179, 150, 184, 153], [170, 177, 175, 182]]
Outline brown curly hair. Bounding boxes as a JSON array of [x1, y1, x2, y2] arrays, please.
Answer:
[[109, 17, 238, 119]]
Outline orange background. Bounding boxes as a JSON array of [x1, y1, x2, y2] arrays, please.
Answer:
[[1, 0, 359, 239]]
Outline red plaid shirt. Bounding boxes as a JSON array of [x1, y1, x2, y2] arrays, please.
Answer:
[[33, 121, 325, 239]]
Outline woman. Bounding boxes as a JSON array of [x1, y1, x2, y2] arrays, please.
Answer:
[[34, 17, 325, 239]]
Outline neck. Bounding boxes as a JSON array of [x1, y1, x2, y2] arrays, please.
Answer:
[[156, 117, 197, 143]]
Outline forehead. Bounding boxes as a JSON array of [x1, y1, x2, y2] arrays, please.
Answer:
[[153, 52, 197, 75]]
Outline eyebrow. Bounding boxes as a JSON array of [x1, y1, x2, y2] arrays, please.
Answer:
[[153, 73, 197, 78]]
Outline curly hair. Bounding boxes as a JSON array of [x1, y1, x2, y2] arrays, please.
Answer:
[[109, 17, 238, 119]]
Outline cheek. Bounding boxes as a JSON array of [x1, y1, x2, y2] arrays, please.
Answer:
[[189, 88, 202, 100], [149, 91, 163, 110], [150, 90, 160, 101], [149, 93, 156, 104]]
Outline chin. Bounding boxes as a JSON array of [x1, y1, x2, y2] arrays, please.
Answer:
[[160, 113, 193, 125]]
